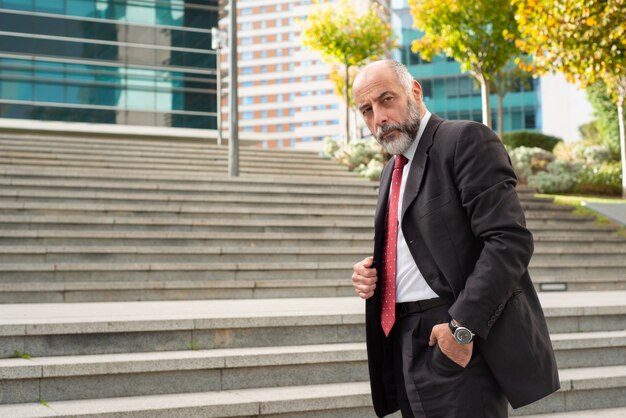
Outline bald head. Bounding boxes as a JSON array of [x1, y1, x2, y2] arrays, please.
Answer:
[[353, 60, 415, 97], [352, 60, 426, 155]]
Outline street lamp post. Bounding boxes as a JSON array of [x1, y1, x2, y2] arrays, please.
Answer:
[[211, 27, 226, 146], [228, 0, 239, 177]]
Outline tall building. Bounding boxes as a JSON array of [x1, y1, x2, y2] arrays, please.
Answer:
[[391, 1, 540, 134], [0, 0, 219, 130], [223, 0, 345, 149]]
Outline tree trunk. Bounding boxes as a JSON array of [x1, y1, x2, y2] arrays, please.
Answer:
[[618, 94, 626, 198], [480, 77, 492, 128], [345, 64, 351, 144], [497, 93, 504, 140]]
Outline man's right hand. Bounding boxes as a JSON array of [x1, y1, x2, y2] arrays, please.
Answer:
[[352, 256, 378, 299]]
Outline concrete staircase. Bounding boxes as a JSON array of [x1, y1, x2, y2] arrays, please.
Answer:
[[0, 132, 625, 417]]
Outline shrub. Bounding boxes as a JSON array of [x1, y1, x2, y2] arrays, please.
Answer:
[[502, 131, 563, 151], [508, 146, 555, 182], [553, 140, 614, 165], [572, 161, 623, 196], [322, 137, 388, 181], [527, 160, 579, 194]]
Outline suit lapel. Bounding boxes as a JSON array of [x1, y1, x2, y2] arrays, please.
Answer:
[[374, 159, 394, 252], [401, 114, 444, 220]]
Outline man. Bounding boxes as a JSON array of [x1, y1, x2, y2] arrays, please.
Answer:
[[351, 60, 559, 418]]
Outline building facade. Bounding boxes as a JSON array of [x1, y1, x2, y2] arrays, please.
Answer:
[[222, 0, 346, 149], [0, 0, 219, 130]]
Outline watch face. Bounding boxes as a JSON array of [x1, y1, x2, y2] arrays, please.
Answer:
[[455, 328, 473, 344]]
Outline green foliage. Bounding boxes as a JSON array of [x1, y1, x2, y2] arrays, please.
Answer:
[[553, 141, 614, 165], [528, 160, 579, 194], [586, 81, 621, 158], [323, 137, 388, 181], [501, 131, 562, 152], [508, 146, 555, 181], [409, 0, 522, 127], [14, 350, 31, 359], [572, 161, 623, 196], [188, 340, 201, 351], [578, 120, 604, 145], [299, 0, 396, 142], [39, 399, 50, 408]]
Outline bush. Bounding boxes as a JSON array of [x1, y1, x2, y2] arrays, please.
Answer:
[[502, 131, 563, 151], [322, 137, 388, 181], [572, 161, 623, 196], [528, 160, 580, 194], [553, 140, 614, 165], [508, 146, 555, 182]]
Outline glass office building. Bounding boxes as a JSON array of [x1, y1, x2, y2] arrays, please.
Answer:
[[0, 0, 219, 129], [392, 2, 541, 133]]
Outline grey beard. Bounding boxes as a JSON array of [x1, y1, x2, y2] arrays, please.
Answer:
[[375, 101, 421, 155]]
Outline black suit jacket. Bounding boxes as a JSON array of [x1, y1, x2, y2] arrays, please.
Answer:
[[366, 115, 560, 417]]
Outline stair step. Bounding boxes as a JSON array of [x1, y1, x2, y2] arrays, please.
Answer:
[[1, 365, 626, 417], [0, 293, 624, 357], [0, 330, 623, 403]]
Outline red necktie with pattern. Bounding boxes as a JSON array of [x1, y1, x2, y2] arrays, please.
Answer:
[[381, 154, 408, 337]]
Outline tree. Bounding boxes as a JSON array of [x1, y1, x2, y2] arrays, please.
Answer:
[[408, 0, 521, 129], [586, 81, 621, 159], [513, 0, 626, 197], [300, 0, 395, 143], [490, 62, 533, 139]]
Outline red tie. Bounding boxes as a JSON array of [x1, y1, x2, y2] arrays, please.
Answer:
[[381, 154, 409, 337]]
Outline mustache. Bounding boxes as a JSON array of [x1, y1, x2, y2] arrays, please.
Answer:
[[376, 123, 406, 142]]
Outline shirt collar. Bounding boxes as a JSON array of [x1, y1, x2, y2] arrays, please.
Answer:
[[402, 110, 431, 162]]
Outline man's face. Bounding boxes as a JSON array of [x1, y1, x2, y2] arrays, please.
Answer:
[[354, 67, 422, 155]]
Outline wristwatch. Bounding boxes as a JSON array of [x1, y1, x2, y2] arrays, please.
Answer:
[[449, 319, 474, 345]]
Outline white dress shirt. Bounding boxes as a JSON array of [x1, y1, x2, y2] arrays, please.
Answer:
[[395, 111, 440, 302]]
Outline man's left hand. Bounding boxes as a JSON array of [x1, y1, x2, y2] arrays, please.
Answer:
[[429, 323, 473, 368]]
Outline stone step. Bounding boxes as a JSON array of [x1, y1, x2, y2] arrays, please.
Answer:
[[1, 246, 624, 265], [0, 150, 349, 174], [0, 133, 319, 158], [0, 366, 625, 417], [0, 293, 624, 358], [0, 188, 568, 211], [0, 259, 623, 283], [0, 201, 591, 223], [0, 230, 373, 248], [0, 141, 336, 165], [0, 343, 368, 405], [0, 167, 379, 196], [523, 406, 626, 417], [0, 188, 379, 210], [0, 229, 622, 249], [0, 330, 623, 405], [0, 157, 359, 178], [0, 214, 616, 234]]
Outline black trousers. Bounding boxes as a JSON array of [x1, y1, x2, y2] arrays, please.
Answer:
[[389, 303, 508, 418]]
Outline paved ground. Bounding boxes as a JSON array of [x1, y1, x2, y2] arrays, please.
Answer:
[[584, 202, 626, 226]]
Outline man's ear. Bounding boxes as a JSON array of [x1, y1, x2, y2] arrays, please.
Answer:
[[412, 80, 423, 104]]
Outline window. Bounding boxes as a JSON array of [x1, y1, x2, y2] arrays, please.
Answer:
[[242, 81, 254, 87], [241, 8, 253, 15], [242, 111, 254, 119], [330, 120, 340, 125], [241, 37, 253, 46], [242, 52, 253, 61], [260, 50, 267, 59], [276, 94, 283, 102], [262, 125, 268, 133], [276, 64, 282, 71], [261, 95, 268, 103], [277, 109, 283, 117], [316, 120, 325, 126], [277, 125, 283, 132], [242, 97, 254, 105], [261, 110, 268, 118], [241, 22, 253, 31], [242, 67, 254, 75]]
